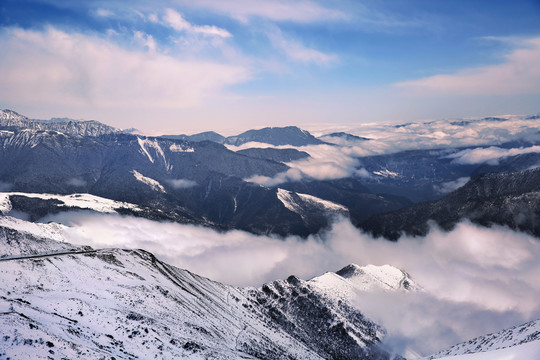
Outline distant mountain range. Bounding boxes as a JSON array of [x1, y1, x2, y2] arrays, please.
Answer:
[[2, 108, 540, 239], [161, 125, 326, 146], [0, 109, 133, 137], [0, 109, 408, 237]]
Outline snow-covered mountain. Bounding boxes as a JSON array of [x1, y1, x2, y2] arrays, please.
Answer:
[[0, 216, 400, 359], [0, 109, 125, 137], [318, 132, 370, 145], [2, 108, 540, 239], [423, 318, 540, 360], [161, 126, 325, 147], [0, 123, 407, 236], [225, 126, 326, 146], [237, 147, 310, 163], [309, 264, 420, 301]]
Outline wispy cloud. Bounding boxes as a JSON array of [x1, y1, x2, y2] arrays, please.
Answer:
[[266, 27, 338, 66], [242, 143, 366, 186], [433, 177, 470, 194], [94, 8, 114, 18], [162, 8, 232, 38], [176, 0, 347, 23], [396, 37, 540, 96], [133, 31, 157, 52], [448, 145, 540, 165], [0, 27, 250, 110], [167, 178, 198, 189]]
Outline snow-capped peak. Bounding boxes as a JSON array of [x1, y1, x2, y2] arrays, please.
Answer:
[[309, 264, 420, 301], [337, 264, 418, 291]]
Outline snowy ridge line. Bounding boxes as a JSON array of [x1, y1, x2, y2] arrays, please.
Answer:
[[424, 340, 540, 360], [424, 318, 540, 359], [0, 249, 98, 262], [277, 188, 347, 214]]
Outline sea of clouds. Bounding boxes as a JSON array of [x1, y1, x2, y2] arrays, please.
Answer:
[[38, 211, 540, 358], [227, 115, 540, 186]]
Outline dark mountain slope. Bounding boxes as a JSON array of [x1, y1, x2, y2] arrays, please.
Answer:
[[159, 131, 226, 143], [237, 147, 310, 162], [361, 168, 540, 240], [280, 178, 412, 226], [0, 130, 366, 236]]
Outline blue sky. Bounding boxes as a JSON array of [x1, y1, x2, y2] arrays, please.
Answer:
[[1, 0, 539, 134]]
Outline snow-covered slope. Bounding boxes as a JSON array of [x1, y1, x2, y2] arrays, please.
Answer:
[[277, 188, 348, 217], [309, 264, 420, 301], [0, 192, 141, 215], [428, 341, 540, 360], [0, 216, 89, 258], [0, 219, 398, 359], [424, 318, 540, 359]]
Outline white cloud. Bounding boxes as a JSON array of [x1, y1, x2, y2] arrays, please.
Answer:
[[163, 8, 232, 38], [175, 0, 347, 23], [243, 143, 364, 186], [267, 27, 338, 65], [433, 177, 470, 194], [66, 178, 87, 187], [396, 37, 540, 96], [0, 27, 250, 110], [448, 146, 540, 165], [167, 178, 198, 189], [94, 8, 114, 17], [355, 167, 372, 178], [41, 212, 540, 356], [134, 31, 157, 52], [246, 168, 304, 187], [233, 116, 540, 186]]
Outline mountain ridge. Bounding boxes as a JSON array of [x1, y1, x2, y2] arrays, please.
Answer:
[[0, 218, 401, 359]]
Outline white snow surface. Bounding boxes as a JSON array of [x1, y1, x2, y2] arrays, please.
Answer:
[[277, 188, 347, 215], [424, 318, 540, 359], [373, 169, 400, 178], [309, 264, 420, 301], [0, 216, 66, 242], [131, 170, 166, 192], [0, 192, 140, 213]]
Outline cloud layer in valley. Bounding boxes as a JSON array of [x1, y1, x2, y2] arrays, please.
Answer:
[[448, 145, 540, 165], [230, 116, 540, 186], [37, 211, 540, 356]]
